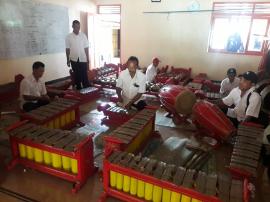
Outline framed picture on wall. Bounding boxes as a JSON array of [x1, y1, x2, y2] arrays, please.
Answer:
[[151, 0, 161, 2]]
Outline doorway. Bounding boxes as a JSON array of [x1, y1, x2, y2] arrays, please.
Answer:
[[90, 5, 121, 68]]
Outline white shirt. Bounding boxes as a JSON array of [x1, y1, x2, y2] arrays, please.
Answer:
[[220, 77, 240, 96], [146, 64, 157, 82], [19, 74, 47, 108], [222, 87, 241, 118], [222, 87, 261, 121], [65, 32, 89, 62], [116, 69, 146, 105]]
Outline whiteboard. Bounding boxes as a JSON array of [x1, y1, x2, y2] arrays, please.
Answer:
[[0, 0, 69, 59]]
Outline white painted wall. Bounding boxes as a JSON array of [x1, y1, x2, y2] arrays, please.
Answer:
[[95, 0, 269, 80]]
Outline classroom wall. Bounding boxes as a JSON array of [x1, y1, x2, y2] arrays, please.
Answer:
[[95, 0, 268, 80], [0, 0, 96, 85]]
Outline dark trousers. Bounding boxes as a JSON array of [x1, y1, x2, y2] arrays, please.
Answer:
[[249, 112, 269, 129], [229, 117, 239, 128], [229, 115, 269, 129], [71, 60, 90, 90], [23, 100, 49, 112], [132, 100, 147, 111]]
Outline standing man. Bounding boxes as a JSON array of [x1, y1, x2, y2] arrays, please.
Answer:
[[116, 56, 147, 110], [20, 61, 50, 112], [146, 57, 160, 83], [66, 20, 90, 90], [220, 68, 240, 97]]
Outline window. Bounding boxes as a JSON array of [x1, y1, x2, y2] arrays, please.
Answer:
[[209, 2, 270, 55], [98, 5, 120, 14]]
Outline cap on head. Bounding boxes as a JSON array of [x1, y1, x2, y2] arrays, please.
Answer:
[[242, 71, 258, 84], [152, 57, 161, 63], [227, 68, 236, 76]]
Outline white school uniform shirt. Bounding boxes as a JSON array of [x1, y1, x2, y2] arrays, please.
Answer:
[[220, 77, 240, 96], [116, 69, 146, 106], [222, 87, 261, 121], [65, 32, 89, 62], [146, 64, 157, 82], [19, 74, 47, 108]]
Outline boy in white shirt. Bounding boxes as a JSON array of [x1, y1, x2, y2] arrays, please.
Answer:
[[116, 56, 146, 110], [219, 71, 261, 127], [146, 57, 160, 83], [20, 61, 50, 112], [220, 68, 240, 97]]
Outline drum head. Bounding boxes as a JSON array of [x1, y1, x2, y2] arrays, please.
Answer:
[[175, 90, 196, 115]]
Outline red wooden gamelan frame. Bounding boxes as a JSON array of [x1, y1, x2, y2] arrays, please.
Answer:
[[20, 100, 81, 130], [6, 121, 97, 193], [208, 1, 270, 56], [101, 108, 132, 127], [100, 159, 250, 202], [91, 64, 119, 90], [103, 106, 158, 158], [97, 103, 133, 126], [64, 87, 101, 104], [155, 67, 192, 84], [228, 122, 265, 179], [100, 106, 249, 201]]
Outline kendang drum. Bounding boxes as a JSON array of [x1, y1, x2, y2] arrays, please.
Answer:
[[192, 100, 236, 142], [159, 85, 196, 116]]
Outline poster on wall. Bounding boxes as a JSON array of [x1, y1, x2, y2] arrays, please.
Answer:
[[0, 0, 69, 59]]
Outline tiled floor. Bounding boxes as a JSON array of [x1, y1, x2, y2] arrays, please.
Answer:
[[0, 97, 270, 202]]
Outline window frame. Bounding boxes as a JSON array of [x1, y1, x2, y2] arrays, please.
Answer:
[[208, 2, 270, 56]]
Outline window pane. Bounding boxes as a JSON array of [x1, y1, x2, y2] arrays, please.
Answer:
[[210, 18, 230, 49], [226, 16, 250, 53], [248, 19, 268, 52], [210, 16, 251, 52]]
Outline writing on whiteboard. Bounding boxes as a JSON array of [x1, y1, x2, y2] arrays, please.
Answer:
[[0, 0, 69, 59]]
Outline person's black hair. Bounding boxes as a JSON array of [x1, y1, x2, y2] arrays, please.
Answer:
[[72, 20, 80, 26], [32, 61, 45, 70], [127, 56, 139, 66]]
